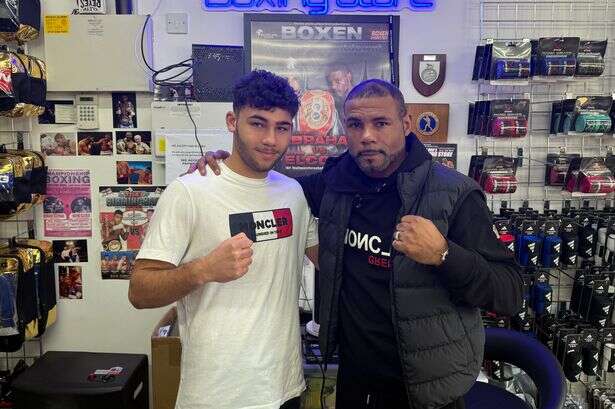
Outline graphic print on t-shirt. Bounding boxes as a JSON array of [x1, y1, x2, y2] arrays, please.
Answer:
[[345, 228, 392, 269], [229, 208, 293, 242]]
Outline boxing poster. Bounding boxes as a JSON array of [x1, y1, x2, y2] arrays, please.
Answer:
[[98, 186, 165, 279], [245, 14, 399, 177], [43, 170, 92, 237]]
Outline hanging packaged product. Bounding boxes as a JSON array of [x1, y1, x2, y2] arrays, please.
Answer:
[[565, 157, 615, 195], [487, 99, 529, 138], [545, 153, 580, 186], [529, 40, 539, 77], [0, 247, 36, 353], [560, 96, 613, 135], [489, 40, 532, 80], [537, 37, 580, 77], [578, 164, 615, 194], [549, 101, 565, 135], [0, 51, 15, 112], [0, 1, 18, 42], [609, 102, 615, 135], [471, 46, 485, 81], [531, 271, 552, 315], [494, 218, 516, 253], [468, 154, 503, 183], [515, 220, 540, 267], [580, 329, 600, 376], [0, 51, 46, 118], [480, 43, 492, 81], [562, 334, 584, 382], [577, 214, 597, 259], [0, 1, 40, 43], [477, 101, 491, 136], [540, 219, 562, 268], [467, 103, 475, 134], [575, 40, 607, 77], [479, 156, 518, 194], [13, 239, 56, 337], [467, 101, 485, 135], [7, 149, 46, 205], [0, 151, 29, 217]]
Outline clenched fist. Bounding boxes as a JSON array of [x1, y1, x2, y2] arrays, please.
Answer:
[[392, 215, 448, 266], [197, 233, 254, 284]]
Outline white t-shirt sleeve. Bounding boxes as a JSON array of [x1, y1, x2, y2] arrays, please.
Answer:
[[306, 213, 318, 249], [136, 180, 194, 266]]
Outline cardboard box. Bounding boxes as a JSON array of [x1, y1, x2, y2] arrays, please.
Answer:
[[151, 307, 181, 409]]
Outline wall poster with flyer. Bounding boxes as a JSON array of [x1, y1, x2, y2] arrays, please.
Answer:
[[98, 186, 165, 279], [244, 14, 400, 177], [43, 170, 92, 237]]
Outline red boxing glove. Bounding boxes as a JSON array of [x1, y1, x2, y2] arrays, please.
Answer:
[[579, 174, 615, 194], [490, 117, 528, 138], [484, 174, 518, 194]]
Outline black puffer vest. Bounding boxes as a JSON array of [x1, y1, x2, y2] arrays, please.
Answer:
[[318, 155, 484, 409]]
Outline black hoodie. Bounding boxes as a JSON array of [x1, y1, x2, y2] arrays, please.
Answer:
[[298, 133, 520, 384], [331, 134, 431, 381]]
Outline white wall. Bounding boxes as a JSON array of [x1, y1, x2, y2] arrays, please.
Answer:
[[29, 0, 482, 360], [24, 2, 165, 357]]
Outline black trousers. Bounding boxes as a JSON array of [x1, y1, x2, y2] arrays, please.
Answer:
[[335, 363, 465, 409], [280, 397, 301, 409]]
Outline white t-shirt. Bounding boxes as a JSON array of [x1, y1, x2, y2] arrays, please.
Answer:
[[137, 162, 318, 409]]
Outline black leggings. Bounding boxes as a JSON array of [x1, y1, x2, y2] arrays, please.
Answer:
[[335, 363, 465, 409]]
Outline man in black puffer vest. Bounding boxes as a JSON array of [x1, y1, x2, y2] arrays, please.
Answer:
[[299, 80, 523, 409], [190, 79, 523, 409]]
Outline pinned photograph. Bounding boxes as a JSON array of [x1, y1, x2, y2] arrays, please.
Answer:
[[53, 240, 88, 263], [38, 100, 76, 124], [116, 161, 152, 185], [116, 131, 152, 155], [58, 266, 83, 299], [112, 92, 137, 128], [77, 132, 113, 155], [40, 133, 77, 156], [101, 251, 136, 280]]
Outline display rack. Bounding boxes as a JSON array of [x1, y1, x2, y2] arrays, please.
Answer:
[[474, 0, 615, 400], [0, 114, 43, 371], [475, 0, 614, 212]]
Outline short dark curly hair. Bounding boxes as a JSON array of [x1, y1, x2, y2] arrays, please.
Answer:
[[232, 70, 299, 118]]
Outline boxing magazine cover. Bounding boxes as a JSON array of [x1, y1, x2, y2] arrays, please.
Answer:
[[245, 14, 399, 177], [98, 186, 165, 279]]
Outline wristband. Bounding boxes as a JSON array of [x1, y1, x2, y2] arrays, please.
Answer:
[[579, 174, 615, 194], [494, 59, 531, 79], [484, 174, 518, 194], [490, 117, 528, 137], [540, 56, 577, 76], [574, 114, 612, 133]]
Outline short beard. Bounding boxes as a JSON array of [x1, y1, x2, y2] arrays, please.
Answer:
[[354, 147, 405, 177], [234, 131, 284, 173]]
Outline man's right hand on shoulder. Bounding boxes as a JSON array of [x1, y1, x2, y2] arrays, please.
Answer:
[[184, 150, 230, 177], [195, 233, 254, 284]]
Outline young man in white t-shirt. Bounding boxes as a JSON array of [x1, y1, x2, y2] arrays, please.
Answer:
[[129, 70, 319, 409]]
